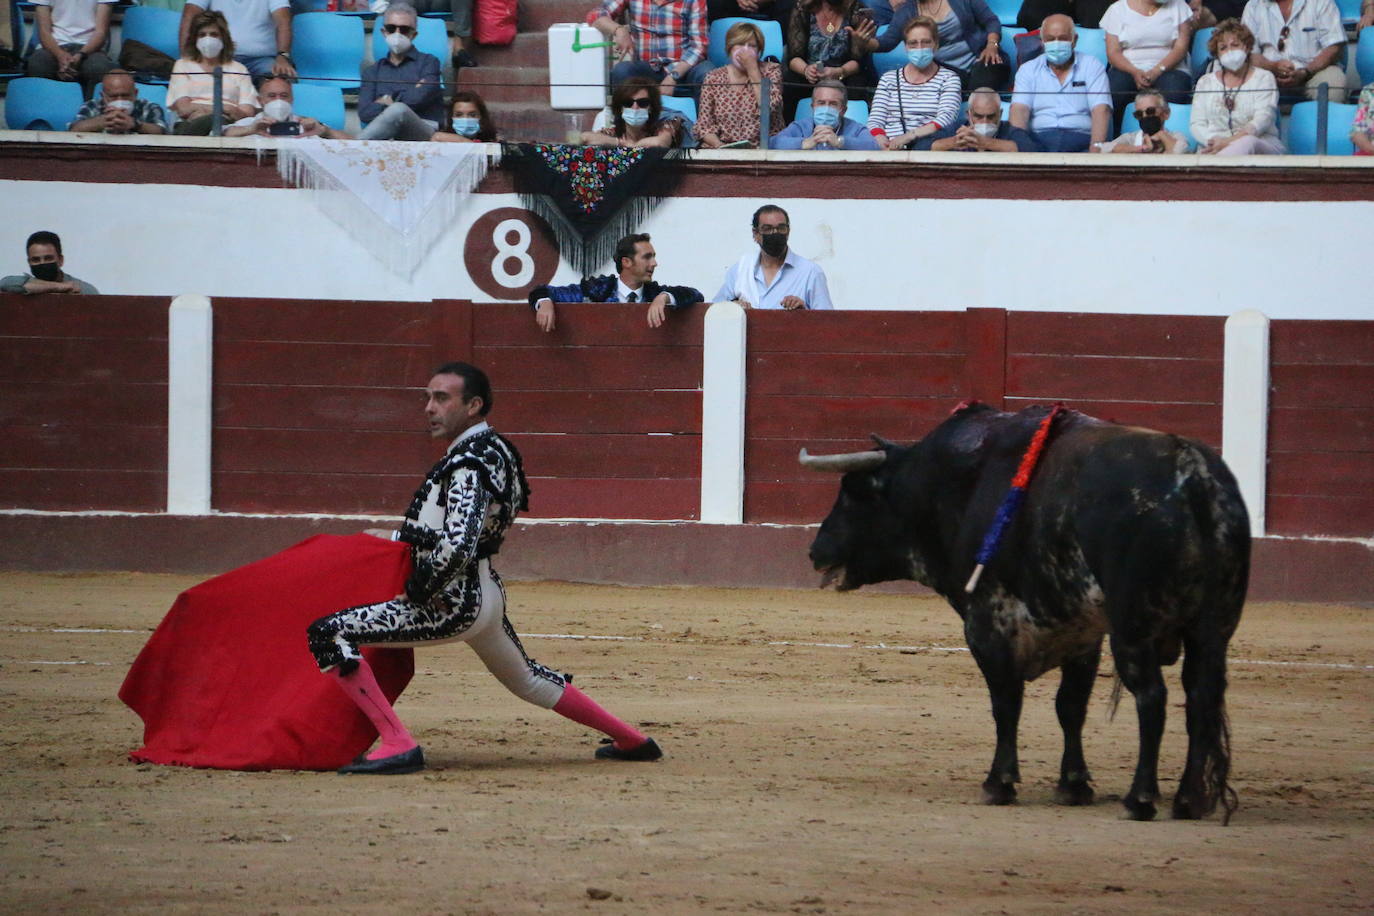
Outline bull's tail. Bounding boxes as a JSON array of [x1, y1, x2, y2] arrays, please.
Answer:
[[1174, 440, 1248, 824]]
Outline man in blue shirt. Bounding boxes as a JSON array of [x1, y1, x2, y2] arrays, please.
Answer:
[[714, 205, 834, 310], [916, 86, 1044, 152], [1009, 14, 1111, 153], [357, 2, 446, 141], [772, 81, 879, 151]]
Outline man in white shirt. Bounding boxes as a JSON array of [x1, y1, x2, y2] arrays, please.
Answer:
[[715, 205, 835, 311], [1241, 0, 1347, 102], [223, 76, 349, 137], [1096, 90, 1191, 152], [26, 0, 117, 94], [179, 0, 297, 79], [527, 234, 705, 332]]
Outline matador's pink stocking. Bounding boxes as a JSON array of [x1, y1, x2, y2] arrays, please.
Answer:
[[552, 685, 648, 750], [329, 660, 418, 760]]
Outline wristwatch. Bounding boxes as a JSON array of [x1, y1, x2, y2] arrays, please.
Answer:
[[277, 51, 292, 60]]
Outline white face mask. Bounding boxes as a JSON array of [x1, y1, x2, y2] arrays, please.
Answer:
[[263, 98, 293, 122], [384, 30, 413, 55], [1218, 49, 1248, 71], [196, 35, 224, 60], [106, 99, 135, 112], [972, 121, 998, 137]]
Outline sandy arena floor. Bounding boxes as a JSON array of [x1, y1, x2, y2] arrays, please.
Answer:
[[0, 572, 1371, 914]]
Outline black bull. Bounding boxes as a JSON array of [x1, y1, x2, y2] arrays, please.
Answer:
[[803, 404, 1249, 823]]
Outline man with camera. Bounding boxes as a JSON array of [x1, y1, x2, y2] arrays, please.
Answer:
[[69, 69, 168, 135], [223, 76, 349, 138]]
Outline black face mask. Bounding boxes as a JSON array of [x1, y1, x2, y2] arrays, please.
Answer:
[[1138, 115, 1163, 136], [759, 233, 788, 258], [30, 262, 62, 282]]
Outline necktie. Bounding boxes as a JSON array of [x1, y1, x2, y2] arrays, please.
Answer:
[[627, 292, 638, 302]]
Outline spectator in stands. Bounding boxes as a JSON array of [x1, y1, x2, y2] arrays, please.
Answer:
[[1241, 0, 1346, 102], [874, 0, 1009, 91], [581, 76, 686, 146], [1101, 0, 1195, 133], [772, 78, 880, 147], [69, 69, 168, 134], [168, 11, 260, 135], [917, 84, 1044, 149], [1190, 18, 1282, 153], [179, 0, 296, 80], [710, 0, 795, 28], [715, 204, 834, 309], [590, 0, 712, 102], [528, 233, 704, 332], [2, 231, 99, 295], [375, 0, 478, 70], [867, 16, 961, 149], [26, 0, 117, 96], [1362, 0, 1374, 28], [356, 3, 446, 141], [1014, 0, 1069, 31], [785, 0, 878, 115], [433, 89, 500, 142], [694, 20, 785, 146], [1010, 14, 1112, 151], [223, 75, 350, 137], [1352, 82, 1374, 155], [1096, 87, 1191, 151]]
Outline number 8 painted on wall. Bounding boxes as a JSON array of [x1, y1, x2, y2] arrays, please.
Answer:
[[463, 207, 559, 300], [491, 218, 535, 288]]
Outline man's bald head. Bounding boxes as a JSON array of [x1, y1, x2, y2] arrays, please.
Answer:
[[102, 69, 136, 102], [1041, 14, 1075, 42]]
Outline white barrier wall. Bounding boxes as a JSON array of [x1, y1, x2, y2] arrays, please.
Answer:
[[3, 179, 1372, 319]]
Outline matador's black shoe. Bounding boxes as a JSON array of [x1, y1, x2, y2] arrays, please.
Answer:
[[594, 737, 663, 761], [338, 745, 426, 775]]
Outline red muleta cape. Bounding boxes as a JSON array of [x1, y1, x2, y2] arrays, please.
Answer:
[[119, 534, 416, 771]]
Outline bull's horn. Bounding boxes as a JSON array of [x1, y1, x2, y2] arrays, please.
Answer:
[[870, 434, 899, 449], [798, 448, 888, 473]]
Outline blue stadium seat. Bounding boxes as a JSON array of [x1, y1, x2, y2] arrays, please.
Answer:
[[660, 93, 696, 122], [795, 97, 868, 124], [1286, 100, 1358, 154], [1074, 28, 1108, 69], [294, 12, 365, 90], [1190, 27, 1213, 78], [986, 0, 1020, 26], [1119, 100, 1194, 147], [1335, 0, 1362, 23], [870, 30, 906, 77], [1357, 27, 1374, 86], [291, 81, 347, 129], [4, 76, 83, 129], [1001, 27, 1026, 70], [708, 17, 785, 67], [371, 15, 449, 76], [121, 6, 183, 60]]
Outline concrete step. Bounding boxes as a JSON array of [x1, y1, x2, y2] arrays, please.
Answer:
[[517, 0, 595, 33], [456, 65, 557, 103], [487, 101, 599, 143], [471, 31, 553, 69]]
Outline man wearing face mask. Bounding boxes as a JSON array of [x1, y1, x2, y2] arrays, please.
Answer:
[[772, 80, 880, 150], [1009, 14, 1112, 152], [357, 2, 446, 141], [917, 85, 1043, 151], [69, 69, 167, 134], [1096, 89, 1190, 152], [223, 76, 350, 138], [2, 231, 100, 296], [714, 204, 834, 311]]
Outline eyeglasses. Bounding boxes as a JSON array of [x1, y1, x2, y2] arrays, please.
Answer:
[[1276, 25, 1289, 52], [757, 225, 789, 235], [383, 23, 417, 35], [628, 97, 652, 108], [1134, 107, 1161, 119]]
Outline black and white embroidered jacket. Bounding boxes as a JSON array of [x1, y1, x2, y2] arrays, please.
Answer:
[[396, 422, 530, 604]]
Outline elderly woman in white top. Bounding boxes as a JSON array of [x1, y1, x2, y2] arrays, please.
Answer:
[[1189, 19, 1282, 156], [1100, 0, 1195, 133]]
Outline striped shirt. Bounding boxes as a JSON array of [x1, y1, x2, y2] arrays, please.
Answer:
[[867, 65, 962, 138], [599, 0, 707, 69]]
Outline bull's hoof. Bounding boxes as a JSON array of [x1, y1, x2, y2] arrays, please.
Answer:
[[1054, 781, 1095, 806], [981, 781, 1017, 806], [1170, 793, 1207, 820], [1122, 794, 1158, 821]]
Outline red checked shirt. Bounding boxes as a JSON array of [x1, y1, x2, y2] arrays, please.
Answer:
[[599, 0, 707, 69]]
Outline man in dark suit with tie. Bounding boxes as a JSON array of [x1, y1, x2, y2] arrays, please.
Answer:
[[528, 233, 705, 333]]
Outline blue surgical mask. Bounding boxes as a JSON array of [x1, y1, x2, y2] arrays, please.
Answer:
[[907, 47, 934, 69], [622, 107, 650, 127], [812, 105, 841, 128], [452, 116, 481, 137], [1043, 40, 1073, 66]]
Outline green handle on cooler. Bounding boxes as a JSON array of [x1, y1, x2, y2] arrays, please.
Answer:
[[572, 25, 613, 52]]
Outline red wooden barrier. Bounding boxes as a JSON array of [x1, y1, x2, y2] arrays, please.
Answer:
[[0, 295, 168, 511], [1268, 320, 1374, 537]]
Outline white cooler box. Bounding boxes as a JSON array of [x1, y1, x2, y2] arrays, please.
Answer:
[[548, 23, 609, 110]]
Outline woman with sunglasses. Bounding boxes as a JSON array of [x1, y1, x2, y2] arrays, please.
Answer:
[[580, 77, 684, 147], [357, 3, 446, 141], [433, 89, 499, 142], [1190, 19, 1282, 155]]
